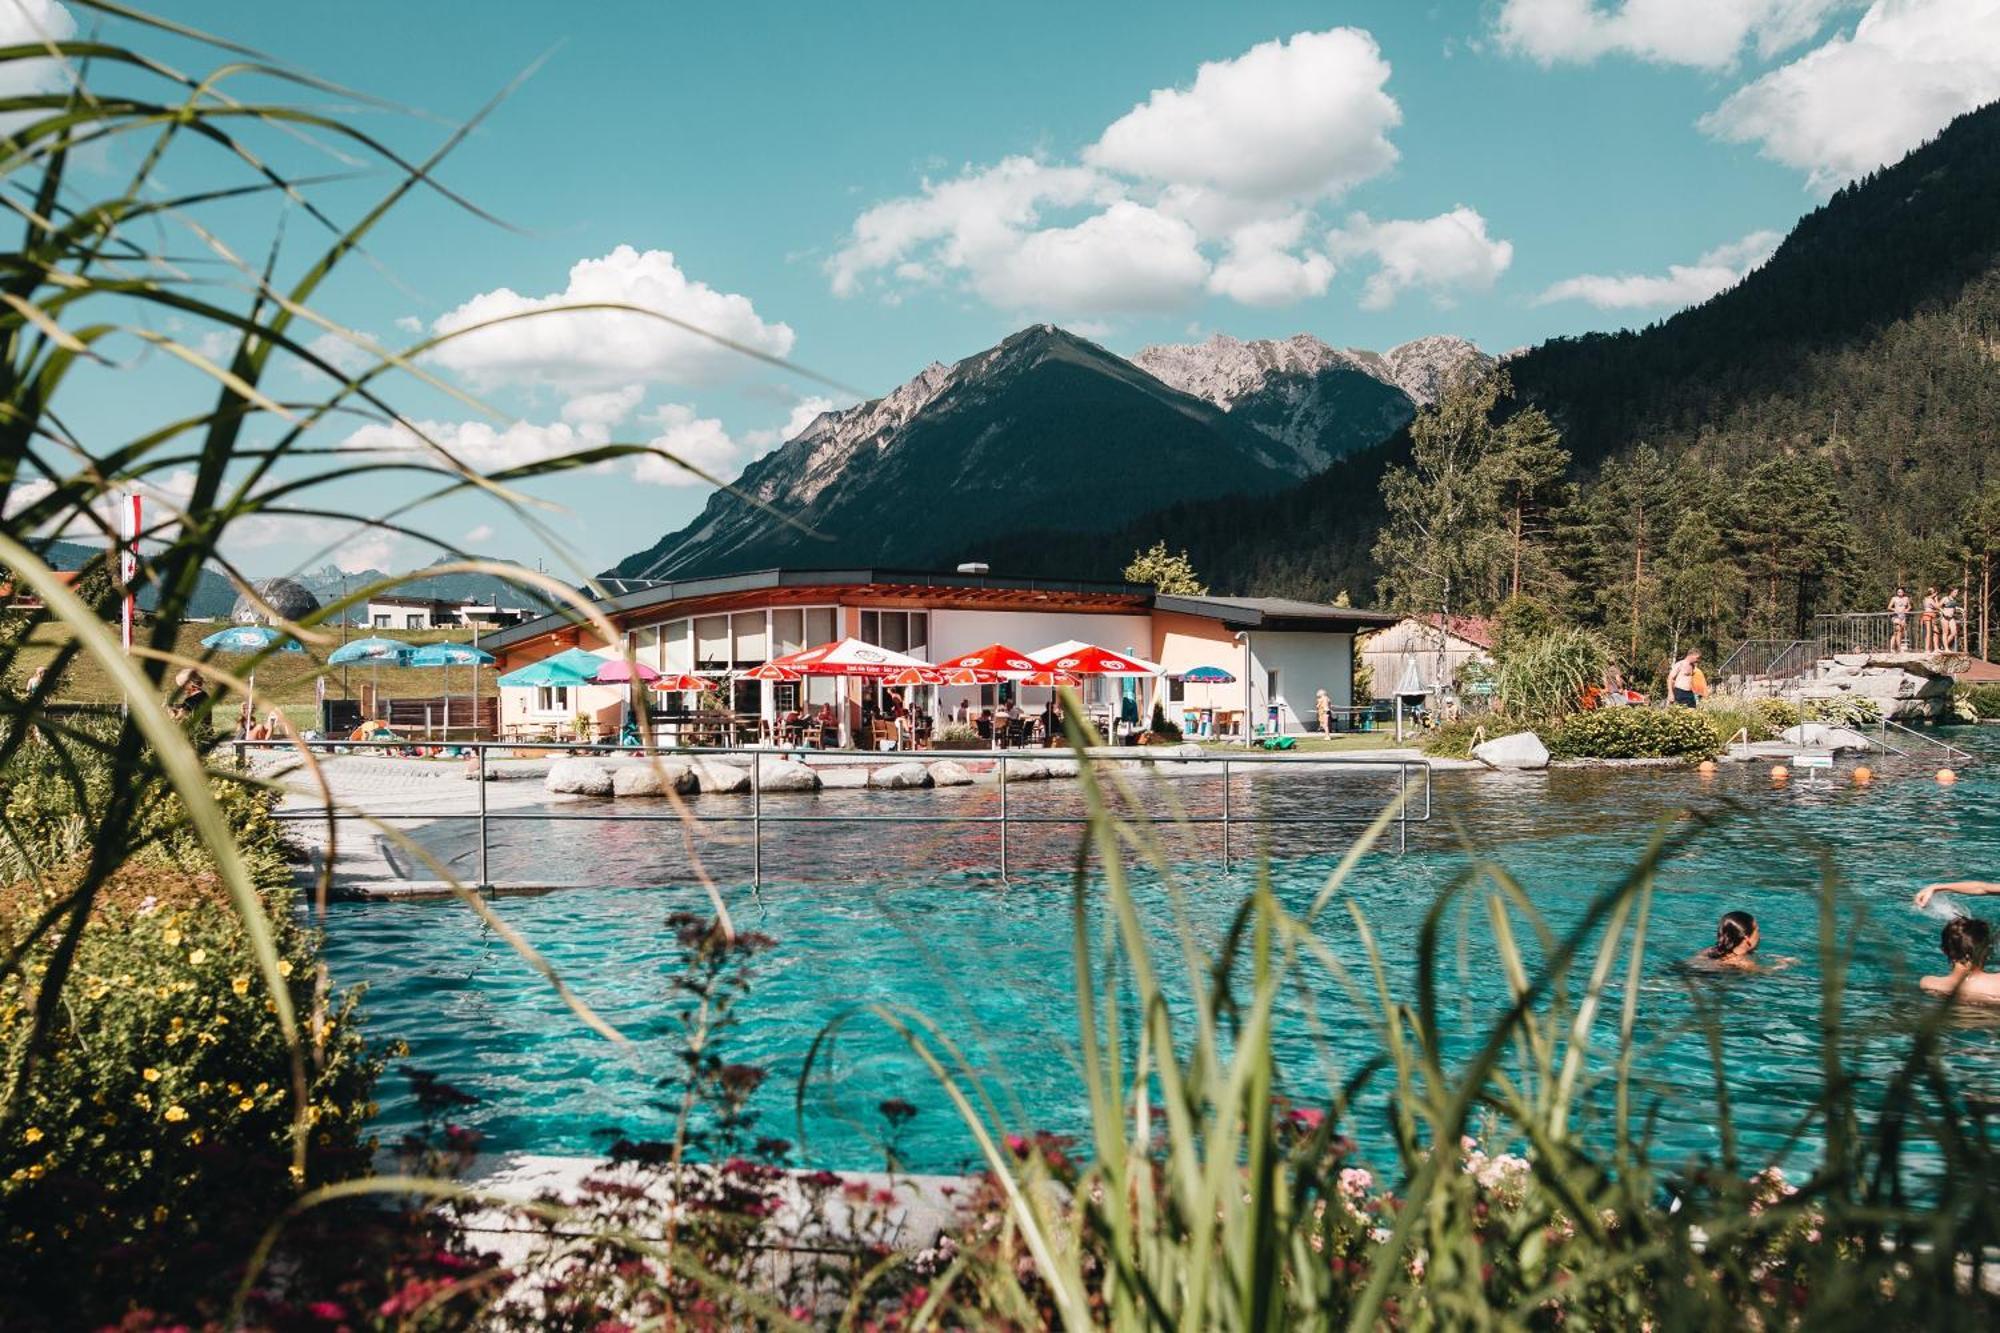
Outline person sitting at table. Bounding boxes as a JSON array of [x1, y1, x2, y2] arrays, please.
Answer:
[[976, 708, 993, 740]]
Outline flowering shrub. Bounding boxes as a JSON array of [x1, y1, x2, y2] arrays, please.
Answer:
[[0, 866, 380, 1327], [1547, 705, 1723, 759]]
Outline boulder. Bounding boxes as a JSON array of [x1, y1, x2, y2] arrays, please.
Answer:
[[999, 759, 1048, 782], [691, 760, 751, 794], [755, 756, 820, 792], [1779, 723, 1873, 753], [927, 759, 974, 787], [1473, 732, 1550, 771], [545, 758, 614, 796], [816, 766, 869, 789], [868, 761, 933, 790], [1038, 758, 1080, 779], [610, 760, 695, 797]]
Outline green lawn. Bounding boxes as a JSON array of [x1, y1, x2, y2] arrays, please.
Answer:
[[1192, 732, 1412, 754], [12, 619, 499, 710]]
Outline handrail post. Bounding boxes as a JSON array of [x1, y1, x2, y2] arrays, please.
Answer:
[[476, 744, 489, 890], [1398, 761, 1407, 854], [1221, 755, 1231, 874], [998, 752, 1008, 882], [752, 747, 763, 890]]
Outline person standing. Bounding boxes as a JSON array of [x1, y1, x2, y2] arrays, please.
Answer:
[[1888, 586, 1911, 652], [1314, 687, 1332, 734], [1941, 586, 1962, 653], [1667, 648, 1703, 708], [1921, 587, 1940, 652]]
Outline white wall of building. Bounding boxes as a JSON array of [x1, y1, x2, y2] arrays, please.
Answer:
[[1247, 631, 1353, 733]]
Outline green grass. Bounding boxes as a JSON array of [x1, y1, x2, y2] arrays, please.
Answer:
[[1194, 732, 1412, 754], [13, 619, 497, 709]]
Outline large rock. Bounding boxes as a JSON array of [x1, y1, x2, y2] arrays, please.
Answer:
[[1473, 732, 1550, 770], [755, 756, 821, 792], [545, 758, 614, 796], [691, 759, 751, 794], [817, 766, 869, 789], [1802, 661, 1954, 721], [610, 760, 695, 797], [927, 759, 974, 787], [868, 761, 933, 790], [1780, 722, 1873, 753], [999, 758, 1048, 782]]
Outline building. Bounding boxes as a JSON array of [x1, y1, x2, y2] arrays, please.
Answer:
[[364, 594, 537, 631], [480, 567, 1396, 740], [1357, 614, 1496, 700]]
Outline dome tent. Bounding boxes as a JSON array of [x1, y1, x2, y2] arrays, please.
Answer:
[[231, 577, 321, 626]]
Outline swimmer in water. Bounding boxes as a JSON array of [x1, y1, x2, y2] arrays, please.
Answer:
[[1913, 883, 2000, 1002], [1693, 910, 1762, 970]]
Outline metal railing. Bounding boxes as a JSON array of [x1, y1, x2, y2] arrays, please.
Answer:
[[1716, 638, 1823, 692], [1879, 716, 1975, 764], [237, 739, 1432, 891]]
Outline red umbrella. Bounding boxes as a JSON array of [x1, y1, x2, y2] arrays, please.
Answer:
[[768, 637, 930, 678], [742, 663, 803, 682], [649, 672, 719, 692], [885, 666, 946, 686], [940, 666, 1001, 686], [1029, 641, 1164, 676], [934, 642, 1043, 676], [592, 658, 661, 684], [1016, 668, 1080, 688]]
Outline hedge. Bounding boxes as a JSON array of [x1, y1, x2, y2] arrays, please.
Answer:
[[1546, 707, 1724, 760]]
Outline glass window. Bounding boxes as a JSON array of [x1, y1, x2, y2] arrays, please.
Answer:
[[860, 610, 879, 645], [805, 607, 838, 646], [534, 685, 571, 714], [662, 619, 692, 672], [731, 611, 767, 664], [406, 614, 424, 629], [878, 613, 907, 653], [372, 614, 389, 628], [772, 608, 805, 656], [908, 612, 928, 655], [695, 615, 730, 671], [1169, 676, 1185, 703]]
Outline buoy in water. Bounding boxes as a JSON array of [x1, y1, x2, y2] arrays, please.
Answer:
[[1697, 760, 1717, 776], [1771, 764, 1790, 783], [1937, 768, 1958, 786], [1852, 765, 1873, 785]]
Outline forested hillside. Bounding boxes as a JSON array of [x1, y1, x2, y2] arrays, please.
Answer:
[[1001, 100, 2000, 667]]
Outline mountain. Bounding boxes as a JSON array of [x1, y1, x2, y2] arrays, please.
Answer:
[[614, 325, 1305, 579], [293, 558, 558, 617], [1132, 332, 1487, 474], [33, 538, 238, 619], [991, 100, 2000, 602]]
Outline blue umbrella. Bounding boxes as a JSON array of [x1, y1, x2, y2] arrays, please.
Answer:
[[201, 624, 304, 654], [409, 643, 497, 739], [327, 635, 415, 666], [1176, 664, 1237, 683], [496, 647, 606, 688]]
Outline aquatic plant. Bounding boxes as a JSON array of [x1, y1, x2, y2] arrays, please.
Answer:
[[1494, 626, 1610, 719]]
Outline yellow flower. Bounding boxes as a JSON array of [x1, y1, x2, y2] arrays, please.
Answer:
[[278, 960, 294, 978], [22, 1127, 42, 1145], [239, 1097, 255, 1112], [231, 976, 250, 997], [163, 1105, 187, 1123], [142, 1067, 160, 1082], [162, 928, 182, 947], [187, 949, 207, 966]]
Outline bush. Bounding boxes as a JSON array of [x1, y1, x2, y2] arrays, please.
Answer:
[[1546, 706, 1723, 759], [1962, 683, 2000, 720], [1752, 697, 1802, 731], [1495, 627, 1609, 719], [1801, 694, 1882, 727], [1148, 702, 1183, 743]]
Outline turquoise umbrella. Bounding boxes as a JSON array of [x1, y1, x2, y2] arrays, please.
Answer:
[[326, 635, 414, 714], [200, 624, 303, 716], [495, 647, 606, 687], [410, 642, 496, 739]]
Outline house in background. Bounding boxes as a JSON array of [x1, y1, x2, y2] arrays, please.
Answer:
[[364, 594, 537, 631], [1359, 614, 1496, 700], [479, 568, 1397, 741]]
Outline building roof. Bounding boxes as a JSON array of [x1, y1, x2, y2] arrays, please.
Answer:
[[1391, 612, 1498, 650], [480, 567, 1394, 653]]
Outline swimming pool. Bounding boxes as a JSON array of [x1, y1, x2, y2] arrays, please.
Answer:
[[320, 737, 2000, 1177]]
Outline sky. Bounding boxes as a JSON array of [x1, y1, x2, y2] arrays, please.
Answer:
[[13, 0, 2000, 587]]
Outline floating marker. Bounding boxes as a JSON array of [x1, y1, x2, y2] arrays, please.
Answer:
[[1770, 764, 1790, 782], [1852, 765, 1873, 785], [1697, 760, 1717, 776], [1937, 768, 1958, 786]]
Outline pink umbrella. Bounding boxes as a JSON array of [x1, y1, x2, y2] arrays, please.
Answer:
[[592, 658, 661, 684], [649, 672, 719, 692]]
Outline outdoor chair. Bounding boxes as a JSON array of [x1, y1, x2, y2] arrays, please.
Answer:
[[870, 719, 901, 750]]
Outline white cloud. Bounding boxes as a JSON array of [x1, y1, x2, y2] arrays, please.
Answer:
[[394, 315, 424, 334], [0, 2, 76, 130], [972, 202, 1210, 314], [462, 523, 496, 546], [742, 395, 838, 451], [633, 404, 742, 488], [1700, 0, 2000, 190], [302, 329, 376, 377], [4, 467, 195, 541], [338, 415, 611, 474], [1494, 0, 1845, 68], [559, 384, 644, 430], [828, 157, 1114, 298], [1537, 228, 1782, 308], [1085, 28, 1399, 201], [1206, 214, 1336, 307], [1327, 207, 1514, 310], [428, 245, 795, 391]]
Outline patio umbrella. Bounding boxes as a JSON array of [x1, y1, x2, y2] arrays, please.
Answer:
[[766, 638, 933, 747], [933, 643, 1042, 676], [1031, 640, 1165, 740], [886, 666, 946, 686], [200, 624, 304, 715], [590, 658, 661, 684], [649, 672, 720, 692], [408, 642, 494, 739], [495, 647, 608, 687], [741, 663, 803, 682], [326, 634, 415, 713], [1171, 664, 1236, 735]]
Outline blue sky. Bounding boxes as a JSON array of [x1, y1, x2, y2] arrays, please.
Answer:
[[18, 1, 2000, 584]]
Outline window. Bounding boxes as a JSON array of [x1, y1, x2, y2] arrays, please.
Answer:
[[372, 614, 390, 628], [771, 608, 806, 657], [858, 609, 927, 657], [1168, 676, 1185, 703], [406, 613, 425, 629], [661, 620, 692, 673], [731, 611, 767, 664], [805, 607, 837, 647], [533, 685, 572, 715], [695, 615, 730, 672]]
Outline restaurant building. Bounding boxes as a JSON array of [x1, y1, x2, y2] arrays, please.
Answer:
[[479, 568, 1396, 741]]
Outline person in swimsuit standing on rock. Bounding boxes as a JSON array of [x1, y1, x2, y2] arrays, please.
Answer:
[[1889, 586, 1911, 652]]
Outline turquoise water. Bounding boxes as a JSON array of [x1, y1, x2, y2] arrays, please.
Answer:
[[320, 739, 2000, 1177]]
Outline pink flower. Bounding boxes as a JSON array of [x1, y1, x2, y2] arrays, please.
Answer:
[[1288, 1107, 1326, 1130]]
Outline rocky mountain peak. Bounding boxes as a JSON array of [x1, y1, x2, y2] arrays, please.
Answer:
[[1380, 335, 1492, 405]]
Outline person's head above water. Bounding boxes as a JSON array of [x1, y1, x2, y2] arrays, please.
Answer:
[[1942, 916, 1992, 970], [1707, 910, 1758, 961]]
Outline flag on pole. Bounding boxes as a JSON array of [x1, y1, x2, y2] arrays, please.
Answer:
[[119, 493, 140, 654]]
